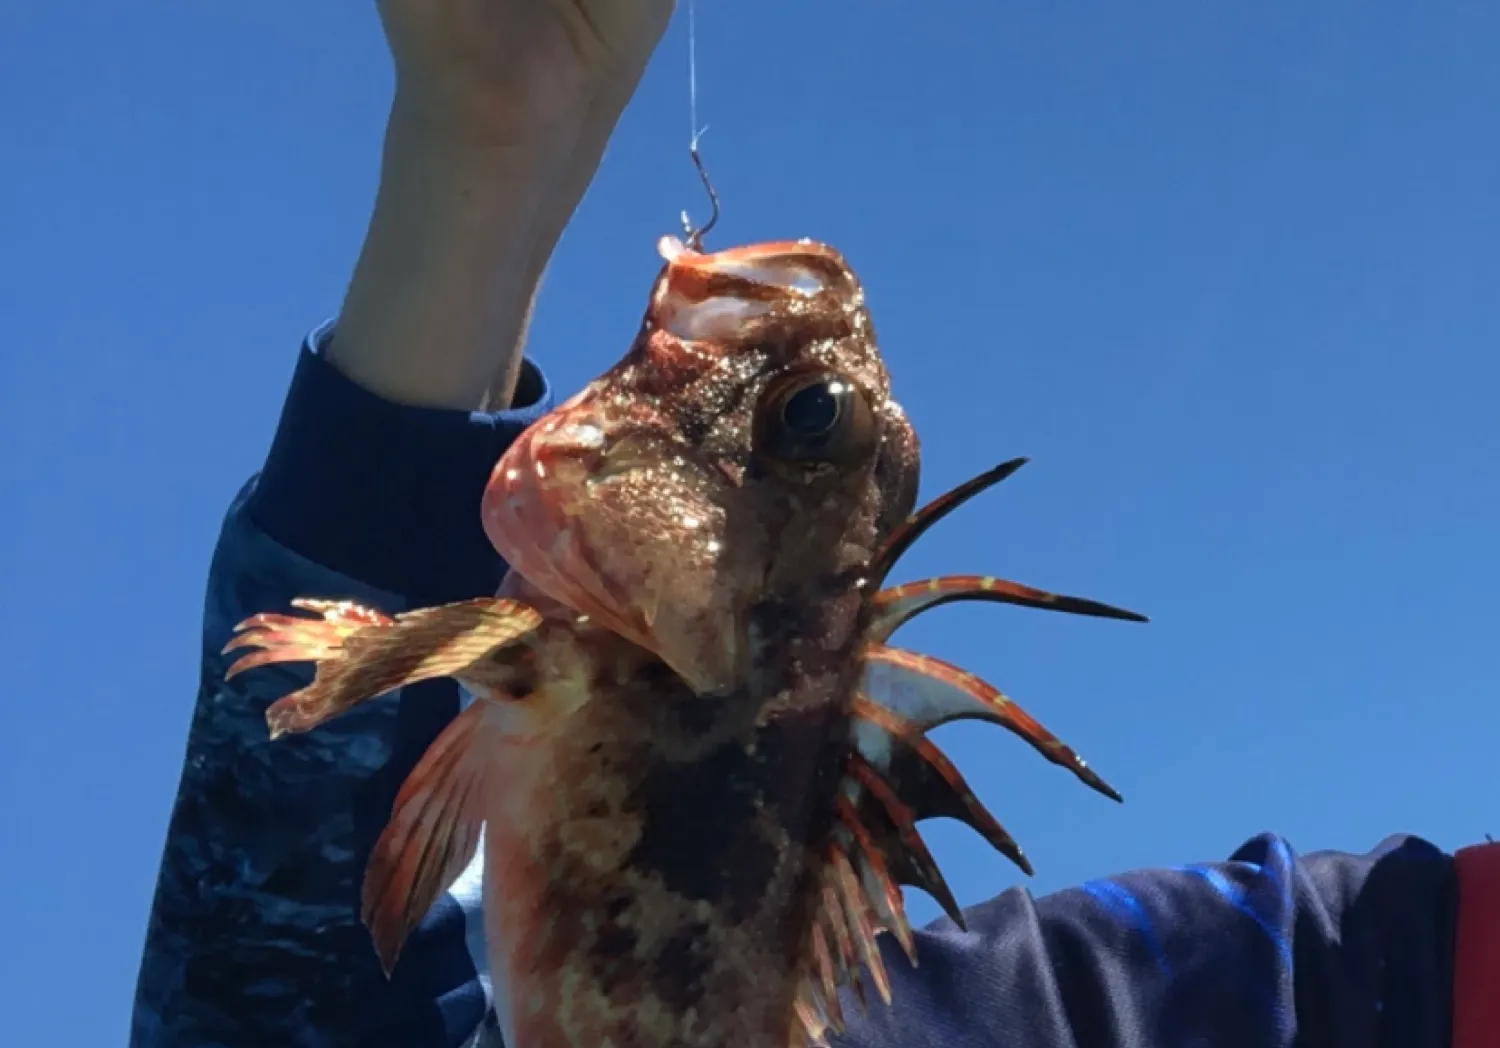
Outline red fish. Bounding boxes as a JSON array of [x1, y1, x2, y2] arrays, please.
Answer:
[[224, 235, 1146, 1048]]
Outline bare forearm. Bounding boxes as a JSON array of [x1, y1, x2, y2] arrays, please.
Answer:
[[331, 100, 574, 412], [324, 0, 673, 413]]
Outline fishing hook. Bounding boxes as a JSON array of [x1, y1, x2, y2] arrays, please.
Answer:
[[681, 133, 721, 251], [678, 0, 720, 251]]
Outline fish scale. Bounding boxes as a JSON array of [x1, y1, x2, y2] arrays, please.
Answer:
[[223, 235, 1147, 1048]]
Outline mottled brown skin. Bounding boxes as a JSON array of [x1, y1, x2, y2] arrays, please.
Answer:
[[477, 239, 920, 1047]]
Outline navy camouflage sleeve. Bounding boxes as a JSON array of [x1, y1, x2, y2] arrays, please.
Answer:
[[836, 832, 1457, 1048], [129, 323, 553, 1048]]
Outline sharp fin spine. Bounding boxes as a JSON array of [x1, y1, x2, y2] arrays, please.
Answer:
[[852, 696, 1032, 875], [830, 846, 892, 1005], [819, 878, 861, 1004], [810, 924, 845, 1032], [865, 458, 1029, 588], [860, 645, 1120, 801], [835, 795, 916, 966], [867, 574, 1147, 643], [847, 754, 967, 928]]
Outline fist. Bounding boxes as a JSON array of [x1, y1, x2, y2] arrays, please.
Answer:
[[377, 0, 677, 139]]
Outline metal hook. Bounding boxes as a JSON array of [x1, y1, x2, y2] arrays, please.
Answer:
[[680, 131, 721, 251], [678, 0, 720, 252]]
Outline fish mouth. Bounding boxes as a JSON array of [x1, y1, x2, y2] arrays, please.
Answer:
[[649, 236, 861, 344]]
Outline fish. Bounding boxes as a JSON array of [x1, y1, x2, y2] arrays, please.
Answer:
[[222, 235, 1147, 1048]]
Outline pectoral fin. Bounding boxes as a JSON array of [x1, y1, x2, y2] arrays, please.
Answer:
[[362, 699, 496, 977], [223, 597, 542, 738]]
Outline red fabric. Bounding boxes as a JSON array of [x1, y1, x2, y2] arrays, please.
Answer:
[[1454, 842, 1500, 1048]]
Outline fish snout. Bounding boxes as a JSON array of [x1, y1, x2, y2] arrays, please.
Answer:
[[482, 406, 762, 697], [649, 236, 862, 344]]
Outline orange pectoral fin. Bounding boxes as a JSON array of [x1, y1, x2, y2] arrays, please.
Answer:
[[362, 699, 496, 977], [223, 597, 542, 738]]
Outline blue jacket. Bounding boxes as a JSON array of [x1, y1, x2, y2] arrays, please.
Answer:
[[130, 326, 1461, 1048]]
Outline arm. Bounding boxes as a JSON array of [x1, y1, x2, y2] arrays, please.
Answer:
[[836, 833, 1459, 1048], [129, 347, 551, 1048], [328, 0, 674, 412], [130, 4, 673, 1046]]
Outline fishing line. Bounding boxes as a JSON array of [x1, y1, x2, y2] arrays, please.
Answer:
[[680, 0, 721, 250], [688, 0, 701, 143]]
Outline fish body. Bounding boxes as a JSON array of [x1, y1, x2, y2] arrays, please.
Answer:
[[225, 237, 1145, 1048], [474, 576, 841, 1048]]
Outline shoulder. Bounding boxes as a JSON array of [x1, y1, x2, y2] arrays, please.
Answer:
[[836, 833, 1457, 1048]]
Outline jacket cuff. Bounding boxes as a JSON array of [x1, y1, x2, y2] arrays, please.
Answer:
[[248, 321, 554, 606]]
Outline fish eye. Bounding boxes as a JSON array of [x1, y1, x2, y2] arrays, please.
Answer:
[[755, 370, 877, 470], [781, 380, 843, 438]]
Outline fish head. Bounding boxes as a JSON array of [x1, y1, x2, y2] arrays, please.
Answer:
[[482, 237, 921, 697]]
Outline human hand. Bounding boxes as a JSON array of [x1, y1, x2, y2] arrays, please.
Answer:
[[333, 1, 676, 410], [376, 0, 677, 142]]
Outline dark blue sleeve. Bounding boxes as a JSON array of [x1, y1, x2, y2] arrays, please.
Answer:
[[129, 324, 552, 1048], [835, 833, 1457, 1048]]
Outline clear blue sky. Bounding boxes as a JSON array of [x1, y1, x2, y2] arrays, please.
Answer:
[[3, 2, 1497, 1041]]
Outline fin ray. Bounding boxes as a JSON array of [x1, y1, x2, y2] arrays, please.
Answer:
[[819, 877, 861, 1006], [810, 923, 844, 1033], [830, 846, 891, 1005], [868, 574, 1147, 644], [835, 795, 916, 965], [852, 696, 1031, 874], [861, 645, 1120, 801], [223, 597, 542, 738], [847, 753, 966, 928], [361, 701, 492, 976], [865, 458, 1028, 588]]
